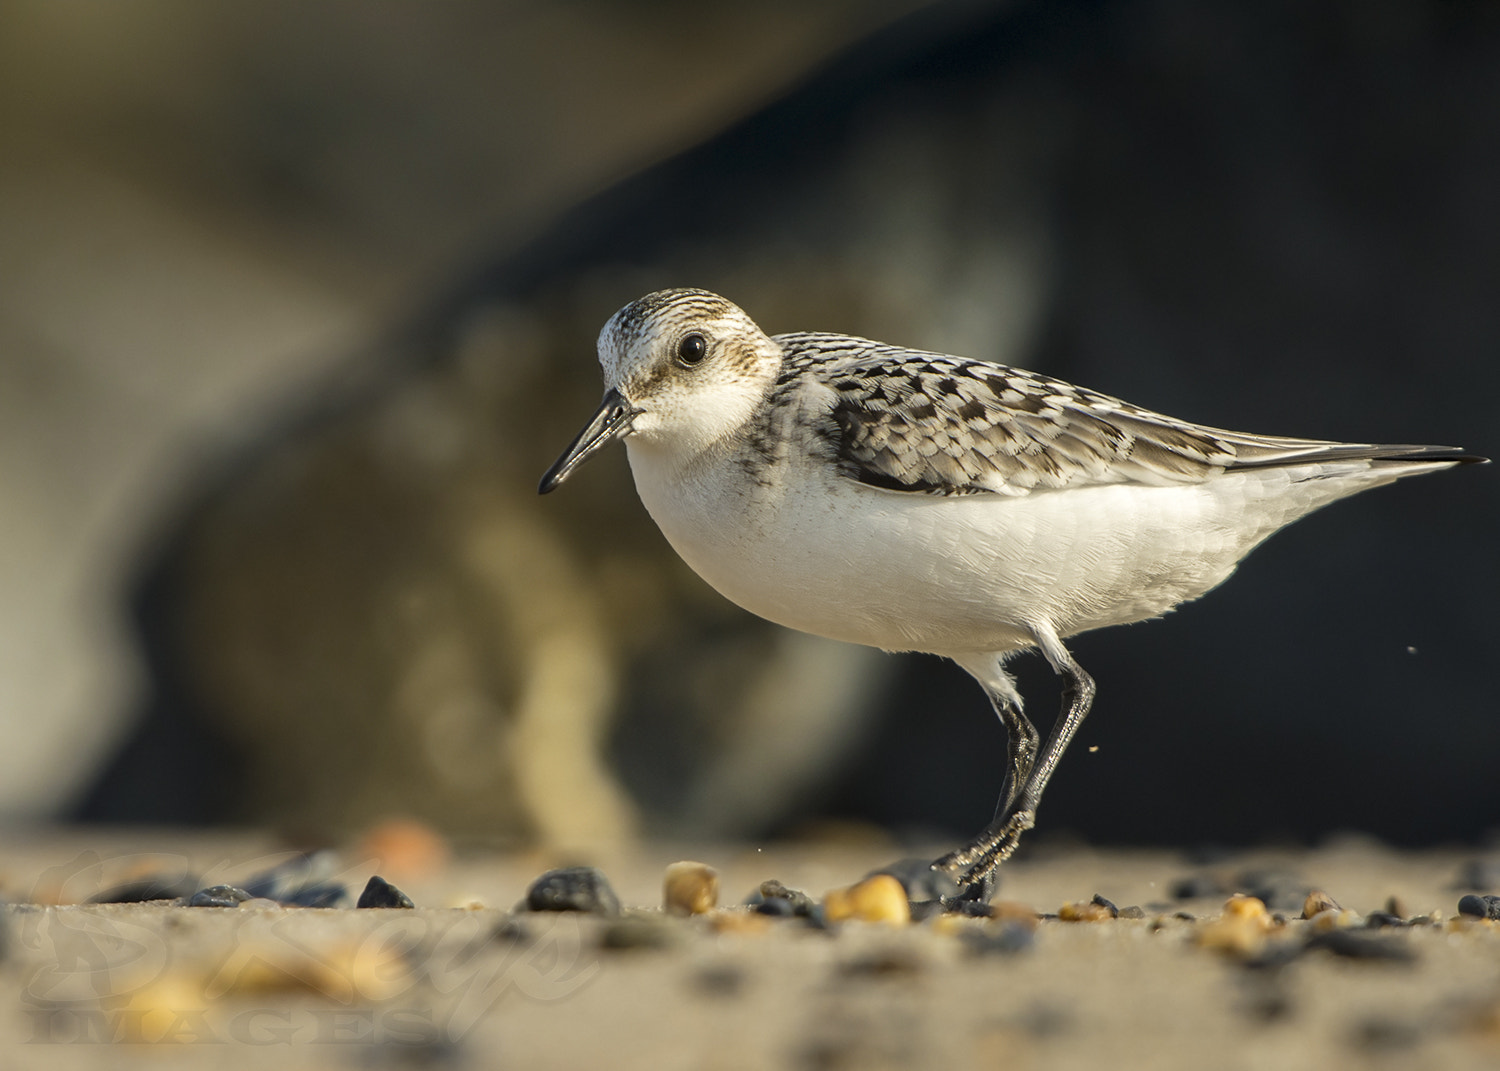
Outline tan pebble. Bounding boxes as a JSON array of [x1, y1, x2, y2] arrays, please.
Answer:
[[1224, 894, 1269, 921], [447, 895, 488, 910], [823, 875, 910, 925], [1058, 900, 1114, 922], [1308, 908, 1359, 932], [1301, 890, 1340, 919], [988, 901, 1041, 929], [707, 909, 772, 935], [1195, 917, 1268, 958], [663, 861, 719, 916]]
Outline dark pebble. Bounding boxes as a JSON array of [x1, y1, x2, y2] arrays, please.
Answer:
[[1305, 930, 1416, 963], [746, 879, 813, 917], [357, 876, 415, 909], [1456, 893, 1500, 920], [525, 866, 620, 916], [243, 851, 346, 906], [89, 875, 200, 904], [1090, 894, 1119, 918], [187, 885, 253, 908], [959, 923, 1034, 956], [1364, 912, 1407, 930], [867, 858, 961, 903], [752, 896, 799, 918], [281, 883, 349, 908]]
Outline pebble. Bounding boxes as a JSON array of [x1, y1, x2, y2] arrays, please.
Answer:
[[1058, 899, 1114, 923], [1456, 893, 1500, 920], [356, 875, 415, 909], [187, 885, 253, 908], [1307, 908, 1360, 932], [243, 852, 348, 907], [746, 879, 814, 918], [1301, 890, 1340, 919], [1306, 930, 1415, 963], [662, 861, 718, 916], [525, 866, 621, 916], [1196, 895, 1275, 958], [822, 875, 910, 925]]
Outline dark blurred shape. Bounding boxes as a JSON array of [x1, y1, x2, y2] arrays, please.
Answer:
[[82, 0, 1500, 848]]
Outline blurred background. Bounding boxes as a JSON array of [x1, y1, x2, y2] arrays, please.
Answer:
[[2, 0, 1496, 854]]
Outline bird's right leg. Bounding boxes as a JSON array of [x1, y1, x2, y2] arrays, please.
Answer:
[[931, 654, 1037, 900]]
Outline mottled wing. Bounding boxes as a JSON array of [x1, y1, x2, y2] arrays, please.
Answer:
[[774, 333, 1435, 496]]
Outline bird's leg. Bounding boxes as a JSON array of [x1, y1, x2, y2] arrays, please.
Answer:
[[935, 635, 1096, 899]]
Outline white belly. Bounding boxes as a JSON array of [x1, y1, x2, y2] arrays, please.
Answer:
[[626, 439, 1370, 658]]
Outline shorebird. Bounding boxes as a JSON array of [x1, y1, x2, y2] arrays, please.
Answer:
[[540, 288, 1482, 898]]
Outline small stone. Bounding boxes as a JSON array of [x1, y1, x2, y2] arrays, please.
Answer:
[[357, 876, 415, 909], [187, 885, 252, 908], [241, 852, 347, 906], [1457, 894, 1500, 920], [1225, 894, 1269, 921], [822, 875, 910, 925], [1195, 916, 1269, 958], [1301, 890, 1340, 919], [1306, 930, 1415, 963], [1384, 895, 1409, 920], [1364, 912, 1406, 929], [1090, 894, 1120, 918], [752, 896, 798, 918], [1118, 905, 1146, 920], [867, 858, 961, 903], [662, 861, 718, 916], [281, 883, 348, 908], [989, 901, 1041, 928], [1307, 908, 1360, 932], [747, 879, 814, 917], [1058, 900, 1114, 922], [525, 866, 621, 916]]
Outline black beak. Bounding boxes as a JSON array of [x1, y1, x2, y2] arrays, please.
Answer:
[[538, 389, 642, 494]]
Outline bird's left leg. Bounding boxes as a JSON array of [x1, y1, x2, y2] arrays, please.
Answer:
[[935, 629, 1096, 897]]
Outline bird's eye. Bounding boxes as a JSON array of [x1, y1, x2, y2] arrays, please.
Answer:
[[676, 333, 708, 367]]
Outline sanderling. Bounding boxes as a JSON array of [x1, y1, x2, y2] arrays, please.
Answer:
[[540, 287, 1483, 897]]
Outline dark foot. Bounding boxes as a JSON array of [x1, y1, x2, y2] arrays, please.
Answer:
[[931, 809, 1035, 902]]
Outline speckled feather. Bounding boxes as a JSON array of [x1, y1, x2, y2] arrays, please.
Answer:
[[770, 332, 1460, 497]]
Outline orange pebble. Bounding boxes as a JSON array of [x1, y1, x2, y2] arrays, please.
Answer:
[[823, 875, 910, 924], [663, 861, 719, 916]]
